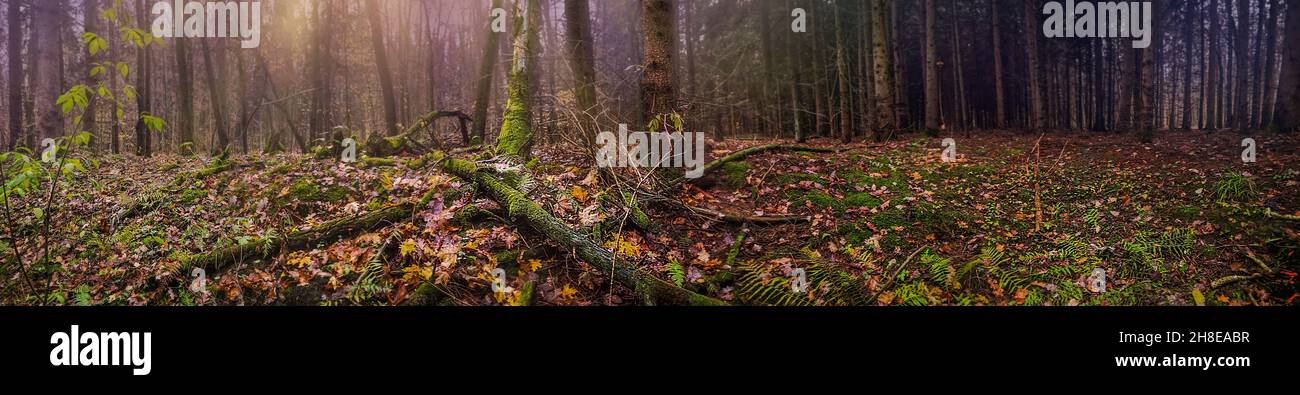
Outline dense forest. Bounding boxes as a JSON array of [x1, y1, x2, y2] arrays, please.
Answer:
[[0, 0, 1297, 306]]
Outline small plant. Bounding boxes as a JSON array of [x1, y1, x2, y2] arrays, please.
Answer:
[[1214, 172, 1257, 202]]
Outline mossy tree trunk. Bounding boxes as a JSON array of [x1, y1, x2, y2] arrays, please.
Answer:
[[494, 0, 540, 159]]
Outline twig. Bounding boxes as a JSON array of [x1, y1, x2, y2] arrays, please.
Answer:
[[868, 246, 928, 304]]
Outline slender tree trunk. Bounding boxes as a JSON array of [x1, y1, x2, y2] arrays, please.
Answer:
[[991, 0, 1005, 129], [366, 0, 400, 136], [1234, 0, 1251, 129], [890, 2, 909, 129], [833, 0, 851, 142], [871, 0, 895, 136], [564, 0, 598, 148], [1181, 0, 1194, 130], [1208, 0, 1222, 129], [789, 0, 806, 143], [200, 40, 229, 153], [923, 0, 940, 131], [1024, 0, 1043, 130], [6, 0, 23, 151], [1137, 2, 1161, 142], [1274, 0, 1300, 132], [81, 0, 101, 151], [308, 1, 328, 144], [1262, 0, 1281, 125], [33, 0, 62, 144], [174, 38, 195, 153], [133, 0, 152, 157], [639, 0, 677, 129], [472, 0, 504, 142]]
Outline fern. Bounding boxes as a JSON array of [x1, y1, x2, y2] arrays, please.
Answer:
[[922, 251, 957, 290], [1083, 208, 1101, 232], [666, 260, 685, 287], [736, 253, 868, 306]]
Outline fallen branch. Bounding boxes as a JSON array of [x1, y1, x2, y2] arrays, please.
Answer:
[[437, 152, 725, 306], [1211, 273, 1262, 289], [1264, 208, 1300, 221], [682, 203, 808, 224]]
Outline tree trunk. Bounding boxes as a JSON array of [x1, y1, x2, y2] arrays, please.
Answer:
[[6, 0, 23, 151], [564, 0, 598, 148], [472, 0, 504, 143], [871, 0, 895, 135], [81, 0, 101, 150], [366, 0, 400, 136], [133, 0, 152, 157], [1262, 0, 1281, 125], [308, 1, 329, 145], [174, 38, 195, 153], [1024, 0, 1043, 129], [1208, 0, 1222, 129], [991, 0, 1005, 129], [1181, 0, 1194, 130], [833, 0, 852, 142], [200, 39, 230, 153], [923, 0, 940, 131], [1274, 0, 1300, 132], [1234, 0, 1251, 129], [495, 0, 540, 159], [33, 0, 62, 145], [640, 0, 677, 129]]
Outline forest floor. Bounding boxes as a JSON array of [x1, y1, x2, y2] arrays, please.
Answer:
[[2, 130, 1297, 306]]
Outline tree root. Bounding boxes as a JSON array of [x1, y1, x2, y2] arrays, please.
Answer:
[[436, 152, 726, 306]]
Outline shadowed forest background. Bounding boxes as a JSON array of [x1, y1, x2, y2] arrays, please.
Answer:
[[0, 0, 1297, 306]]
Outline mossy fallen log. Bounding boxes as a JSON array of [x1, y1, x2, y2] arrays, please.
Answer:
[[182, 203, 417, 276], [436, 152, 725, 306]]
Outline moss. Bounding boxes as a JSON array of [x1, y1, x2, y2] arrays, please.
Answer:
[[179, 188, 209, 205], [843, 192, 881, 209], [720, 162, 751, 188], [494, 68, 534, 158], [286, 179, 351, 203]]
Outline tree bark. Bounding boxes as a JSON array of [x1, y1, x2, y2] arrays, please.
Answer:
[[174, 38, 195, 153], [33, 0, 62, 145], [991, 0, 1006, 129], [494, 0, 540, 159], [1275, 0, 1300, 132], [923, 0, 940, 131], [472, 0, 504, 143], [366, 0, 400, 136], [564, 0, 598, 148], [833, 0, 852, 142], [640, 0, 677, 129], [7, 0, 23, 151], [1234, 0, 1252, 129], [133, 0, 152, 157], [1024, 0, 1043, 129], [871, 0, 895, 135], [200, 39, 229, 153]]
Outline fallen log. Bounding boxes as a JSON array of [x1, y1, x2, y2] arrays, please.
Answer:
[[436, 152, 726, 306], [182, 203, 417, 276]]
